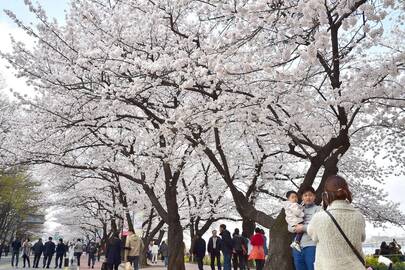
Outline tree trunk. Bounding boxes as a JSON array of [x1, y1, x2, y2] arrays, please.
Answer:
[[242, 217, 255, 238], [167, 219, 185, 270], [265, 210, 294, 270], [156, 229, 165, 244], [166, 186, 185, 270]]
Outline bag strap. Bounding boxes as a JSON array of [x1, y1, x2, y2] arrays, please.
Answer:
[[325, 210, 365, 266]]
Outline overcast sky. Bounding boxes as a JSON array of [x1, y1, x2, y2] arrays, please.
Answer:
[[0, 0, 404, 239]]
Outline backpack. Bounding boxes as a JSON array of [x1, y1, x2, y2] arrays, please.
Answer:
[[233, 236, 243, 252], [89, 244, 97, 254]]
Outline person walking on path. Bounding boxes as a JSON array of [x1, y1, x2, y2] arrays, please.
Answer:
[[32, 238, 44, 268], [241, 232, 251, 270], [207, 230, 222, 270], [0, 241, 4, 261], [73, 239, 84, 267], [289, 186, 321, 270], [22, 238, 32, 268], [55, 238, 66, 269], [159, 241, 169, 268], [193, 234, 206, 270], [232, 228, 247, 270], [87, 241, 98, 269], [96, 241, 102, 262], [219, 224, 233, 270], [43, 237, 56, 269], [151, 241, 159, 264], [106, 233, 123, 270], [124, 229, 143, 270], [308, 175, 366, 270], [11, 237, 22, 267], [4, 244, 9, 257], [248, 228, 265, 270], [259, 230, 268, 258]]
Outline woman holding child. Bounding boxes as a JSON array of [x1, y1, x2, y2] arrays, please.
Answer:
[[286, 176, 366, 270], [286, 186, 321, 270]]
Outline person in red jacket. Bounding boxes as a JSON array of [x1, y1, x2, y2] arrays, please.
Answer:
[[248, 228, 265, 270]]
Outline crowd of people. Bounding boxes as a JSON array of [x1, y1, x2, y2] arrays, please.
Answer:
[[104, 229, 168, 270], [0, 175, 400, 270], [190, 175, 368, 270], [378, 240, 402, 256], [0, 236, 101, 269], [192, 225, 268, 270]]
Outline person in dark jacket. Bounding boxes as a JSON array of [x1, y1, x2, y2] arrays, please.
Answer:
[[207, 230, 222, 270], [232, 229, 247, 270], [11, 237, 22, 267], [43, 237, 56, 268], [55, 238, 66, 268], [87, 241, 97, 269], [159, 241, 169, 267], [380, 242, 390, 255], [0, 241, 4, 261], [4, 244, 9, 257], [220, 224, 233, 270], [106, 233, 123, 270], [32, 238, 44, 268], [193, 234, 207, 270]]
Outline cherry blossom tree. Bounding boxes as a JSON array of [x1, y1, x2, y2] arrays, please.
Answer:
[[1, 1, 404, 270]]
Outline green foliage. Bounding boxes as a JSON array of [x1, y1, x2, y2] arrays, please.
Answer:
[[366, 256, 405, 270], [0, 169, 42, 241]]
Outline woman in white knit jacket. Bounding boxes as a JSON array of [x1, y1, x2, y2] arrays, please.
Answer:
[[307, 175, 365, 270]]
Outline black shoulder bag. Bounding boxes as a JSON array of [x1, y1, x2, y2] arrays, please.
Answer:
[[325, 210, 366, 266]]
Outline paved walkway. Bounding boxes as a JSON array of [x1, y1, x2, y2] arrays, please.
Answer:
[[0, 255, 199, 270]]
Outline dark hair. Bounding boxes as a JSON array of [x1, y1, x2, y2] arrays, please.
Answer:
[[299, 185, 316, 196], [254, 227, 261, 233], [260, 229, 265, 235], [128, 229, 135, 233], [77, 239, 81, 242], [48, 237, 53, 241], [286, 190, 298, 199], [220, 224, 226, 230], [59, 238, 63, 242], [233, 228, 240, 235], [322, 175, 352, 210]]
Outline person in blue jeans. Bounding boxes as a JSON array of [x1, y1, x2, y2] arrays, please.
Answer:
[[219, 224, 233, 270], [288, 186, 321, 270]]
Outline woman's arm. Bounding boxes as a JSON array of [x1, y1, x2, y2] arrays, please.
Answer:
[[307, 214, 319, 242]]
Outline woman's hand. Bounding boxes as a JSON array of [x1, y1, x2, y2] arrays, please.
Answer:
[[295, 224, 304, 233]]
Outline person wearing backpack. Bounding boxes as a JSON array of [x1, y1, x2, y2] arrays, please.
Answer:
[[43, 237, 56, 268], [87, 241, 97, 269], [193, 234, 207, 270], [32, 238, 44, 268], [125, 229, 143, 270], [55, 238, 66, 268], [73, 239, 84, 267], [232, 229, 247, 270], [308, 175, 366, 270]]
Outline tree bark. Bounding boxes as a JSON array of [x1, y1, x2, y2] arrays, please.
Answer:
[[242, 217, 255, 238], [265, 210, 294, 270], [166, 183, 185, 270]]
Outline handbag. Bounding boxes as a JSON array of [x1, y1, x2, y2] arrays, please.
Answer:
[[124, 262, 134, 270], [101, 262, 108, 270], [325, 210, 365, 266]]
